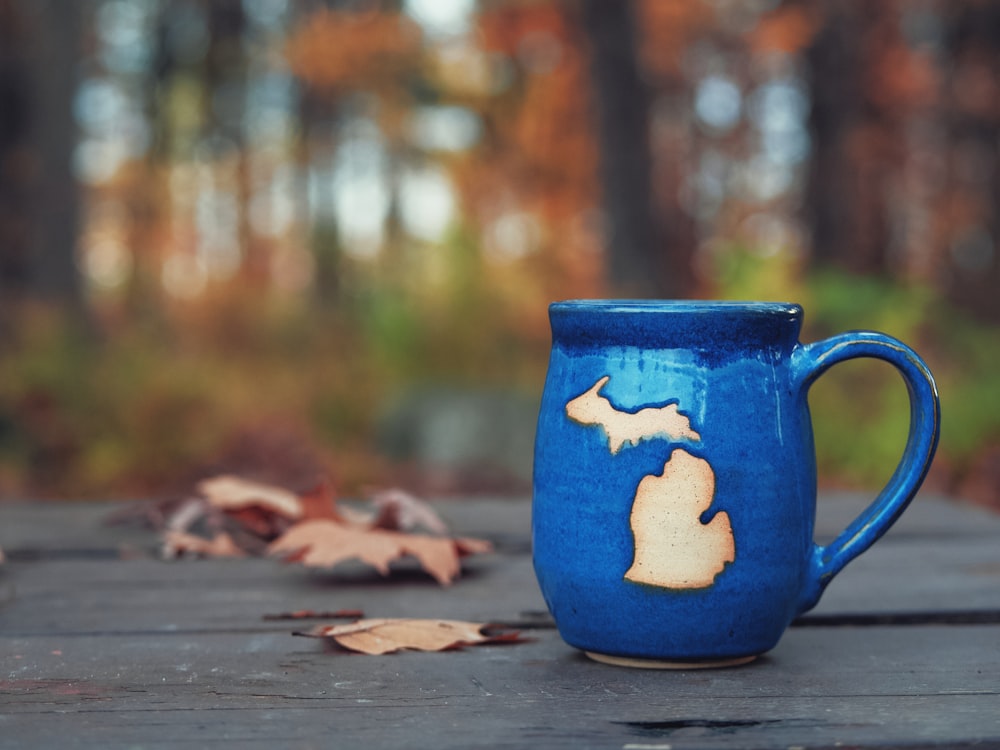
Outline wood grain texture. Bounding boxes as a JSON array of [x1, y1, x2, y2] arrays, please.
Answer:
[[1, 493, 998, 749], [1, 629, 998, 749]]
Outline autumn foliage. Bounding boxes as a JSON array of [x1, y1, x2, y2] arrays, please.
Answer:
[[0, 0, 999, 507], [286, 10, 421, 92]]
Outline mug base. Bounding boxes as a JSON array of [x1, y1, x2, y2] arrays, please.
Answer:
[[584, 650, 757, 670]]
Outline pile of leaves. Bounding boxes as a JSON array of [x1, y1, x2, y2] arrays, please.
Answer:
[[110, 476, 492, 585], [104, 477, 532, 657]]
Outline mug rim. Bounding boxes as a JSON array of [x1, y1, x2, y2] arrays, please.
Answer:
[[552, 299, 803, 317]]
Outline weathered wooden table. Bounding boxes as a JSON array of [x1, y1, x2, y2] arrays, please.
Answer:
[[1, 492, 998, 749]]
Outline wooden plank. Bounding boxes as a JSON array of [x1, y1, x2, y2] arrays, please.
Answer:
[[813, 491, 1000, 540], [2, 532, 998, 640], [811, 535, 1000, 615], [0, 501, 153, 554], [1, 497, 999, 749], [5, 491, 998, 557], [4, 626, 998, 702], [1, 493, 998, 642], [1, 628, 998, 749], [2, 697, 998, 750], [0, 555, 548, 636]]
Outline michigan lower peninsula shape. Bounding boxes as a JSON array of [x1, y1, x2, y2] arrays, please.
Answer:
[[565, 376, 734, 589]]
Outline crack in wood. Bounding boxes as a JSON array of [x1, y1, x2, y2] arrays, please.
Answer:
[[792, 609, 1000, 627], [502, 609, 1000, 629]]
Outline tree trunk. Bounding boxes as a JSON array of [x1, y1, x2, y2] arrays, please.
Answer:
[[804, 1, 899, 276], [941, 1, 1000, 322], [579, 0, 686, 297], [0, 0, 32, 307], [27, 0, 84, 309], [0, 0, 85, 318]]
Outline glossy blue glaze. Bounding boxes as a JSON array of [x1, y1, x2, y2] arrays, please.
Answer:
[[532, 301, 940, 663]]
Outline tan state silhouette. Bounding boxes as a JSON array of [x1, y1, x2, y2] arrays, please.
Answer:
[[624, 448, 735, 589], [565, 376, 701, 454]]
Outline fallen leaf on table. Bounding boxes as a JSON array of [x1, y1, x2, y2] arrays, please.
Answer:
[[198, 475, 304, 520], [268, 520, 492, 585], [369, 488, 450, 534], [297, 480, 343, 521], [162, 530, 246, 559], [296, 618, 526, 655], [197, 476, 347, 545], [106, 474, 488, 583], [262, 608, 365, 621], [165, 497, 210, 533]]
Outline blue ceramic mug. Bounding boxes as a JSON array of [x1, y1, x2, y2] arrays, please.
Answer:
[[532, 301, 940, 668]]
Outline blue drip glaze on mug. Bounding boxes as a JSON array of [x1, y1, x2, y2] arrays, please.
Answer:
[[531, 300, 940, 664]]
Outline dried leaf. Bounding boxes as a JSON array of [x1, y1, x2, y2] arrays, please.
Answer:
[[113, 474, 485, 584], [369, 488, 449, 534], [198, 475, 303, 519], [336, 504, 378, 526], [298, 480, 342, 521], [454, 537, 494, 556], [268, 520, 492, 585], [222, 506, 293, 540], [162, 530, 247, 559], [296, 618, 525, 655], [166, 497, 211, 532]]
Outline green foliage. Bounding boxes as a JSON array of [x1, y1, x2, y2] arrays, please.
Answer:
[[0, 228, 552, 498], [711, 247, 1000, 488], [924, 304, 1000, 471], [5, 232, 996, 498], [706, 242, 804, 303], [0, 308, 250, 496]]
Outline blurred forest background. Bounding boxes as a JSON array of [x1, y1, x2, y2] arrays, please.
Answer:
[[1, 0, 999, 505]]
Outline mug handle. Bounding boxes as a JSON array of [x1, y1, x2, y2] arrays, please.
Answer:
[[791, 331, 941, 613]]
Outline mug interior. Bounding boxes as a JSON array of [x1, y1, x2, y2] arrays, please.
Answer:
[[552, 300, 802, 316], [548, 300, 803, 352]]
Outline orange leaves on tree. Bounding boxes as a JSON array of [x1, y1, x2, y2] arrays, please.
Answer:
[[477, 3, 568, 57], [462, 2, 605, 307], [476, 3, 597, 224], [296, 618, 527, 655], [636, 0, 716, 80], [746, 5, 818, 57], [286, 9, 420, 92]]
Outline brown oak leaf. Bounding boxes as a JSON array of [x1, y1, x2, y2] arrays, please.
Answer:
[[267, 520, 492, 585], [198, 475, 304, 519], [297, 480, 343, 521], [296, 618, 526, 655], [196, 475, 330, 543], [369, 488, 450, 534]]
